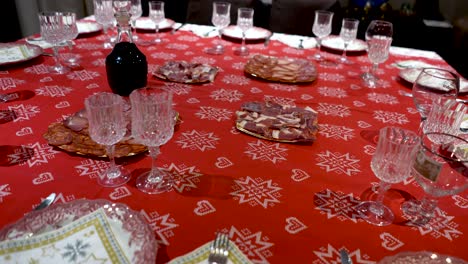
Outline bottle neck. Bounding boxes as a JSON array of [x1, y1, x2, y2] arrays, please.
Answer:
[[115, 10, 133, 43]]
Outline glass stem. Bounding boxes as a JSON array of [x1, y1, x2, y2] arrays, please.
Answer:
[[341, 43, 348, 61], [369, 181, 391, 216], [419, 195, 438, 219], [52, 45, 62, 69], [105, 144, 119, 178], [148, 146, 161, 182], [370, 63, 378, 77], [241, 32, 246, 50], [155, 25, 160, 40]]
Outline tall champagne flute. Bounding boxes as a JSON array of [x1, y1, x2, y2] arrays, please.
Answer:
[[339, 18, 359, 64], [93, 0, 115, 49], [312, 10, 334, 61], [85, 92, 131, 187], [358, 127, 420, 226], [361, 20, 393, 88], [62, 12, 80, 67], [206, 1, 231, 55], [38, 12, 69, 74], [402, 132, 468, 227], [130, 87, 175, 194], [149, 1, 165, 44], [234, 8, 254, 56]]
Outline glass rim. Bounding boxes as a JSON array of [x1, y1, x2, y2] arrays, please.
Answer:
[[85, 92, 124, 108], [419, 67, 459, 81], [421, 132, 468, 163]]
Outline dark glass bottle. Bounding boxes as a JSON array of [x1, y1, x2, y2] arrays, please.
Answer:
[[106, 4, 147, 96]]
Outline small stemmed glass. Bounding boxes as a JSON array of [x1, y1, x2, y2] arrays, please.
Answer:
[[206, 1, 231, 55], [130, 0, 144, 44], [130, 87, 175, 194], [339, 18, 359, 64], [93, 0, 115, 49], [85, 92, 131, 187], [234, 8, 254, 56], [149, 1, 165, 44], [361, 20, 393, 88], [358, 126, 420, 226], [62, 12, 80, 68], [38, 12, 70, 74], [312, 10, 334, 61]]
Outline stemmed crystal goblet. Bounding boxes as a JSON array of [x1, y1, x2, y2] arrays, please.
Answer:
[[62, 12, 80, 67], [358, 126, 420, 226], [361, 20, 393, 88], [130, 87, 175, 194], [93, 0, 115, 49], [402, 132, 468, 228], [206, 1, 231, 55], [339, 18, 359, 64], [234, 8, 254, 56], [149, 1, 165, 44], [312, 10, 334, 61], [38, 12, 69, 74], [85, 92, 131, 187], [130, 0, 143, 43]]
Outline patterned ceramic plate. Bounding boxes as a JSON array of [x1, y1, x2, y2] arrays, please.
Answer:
[[0, 199, 157, 263], [221, 25, 272, 40], [321, 35, 367, 52], [398, 68, 468, 93], [0, 43, 43, 66], [77, 20, 102, 34], [134, 17, 175, 30], [378, 251, 467, 264]]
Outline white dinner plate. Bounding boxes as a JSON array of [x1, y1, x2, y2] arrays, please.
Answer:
[[134, 17, 175, 30], [321, 35, 367, 52], [0, 43, 43, 66], [77, 20, 102, 34], [378, 251, 467, 264], [399, 68, 468, 93], [0, 199, 157, 263], [221, 25, 272, 40]]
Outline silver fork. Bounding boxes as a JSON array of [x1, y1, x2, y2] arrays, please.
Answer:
[[208, 232, 229, 264]]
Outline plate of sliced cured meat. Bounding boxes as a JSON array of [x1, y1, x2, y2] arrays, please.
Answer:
[[236, 101, 319, 143], [153, 61, 219, 84], [244, 54, 317, 83]]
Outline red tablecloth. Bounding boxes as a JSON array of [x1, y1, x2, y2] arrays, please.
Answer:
[[0, 24, 467, 263]]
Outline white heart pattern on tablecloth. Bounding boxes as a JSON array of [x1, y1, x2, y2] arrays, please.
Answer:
[[250, 87, 262, 94], [380, 232, 404, 251], [301, 94, 313, 100], [452, 195, 468, 208], [187, 98, 200, 104], [357, 121, 371, 128], [40, 77, 53, 82], [291, 169, 310, 182], [215, 157, 233, 169], [109, 186, 132, 200], [32, 172, 54, 185], [407, 107, 419, 114], [285, 217, 307, 234], [353, 101, 366, 107], [16, 127, 33, 136], [230, 126, 240, 134], [363, 145, 375, 156], [55, 101, 70, 109], [86, 83, 99, 89], [194, 200, 216, 216], [350, 84, 361, 90]]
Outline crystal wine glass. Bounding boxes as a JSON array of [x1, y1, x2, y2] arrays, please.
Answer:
[[358, 126, 420, 226], [234, 8, 254, 56], [206, 1, 231, 55], [149, 1, 165, 44], [361, 20, 393, 88], [402, 132, 468, 228], [85, 92, 131, 187], [130, 87, 175, 194], [93, 0, 115, 49], [339, 18, 359, 64], [312, 10, 334, 61], [130, 0, 143, 43], [62, 12, 80, 67], [38, 12, 69, 74]]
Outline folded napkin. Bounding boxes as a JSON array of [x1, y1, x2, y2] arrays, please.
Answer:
[[271, 33, 317, 49], [168, 239, 253, 264], [0, 45, 32, 64], [0, 208, 131, 264]]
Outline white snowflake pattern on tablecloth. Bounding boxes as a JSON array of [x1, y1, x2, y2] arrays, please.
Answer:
[[75, 159, 110, 179], [264, 95, 295, 107], [268, 83, 298, 92], [405, 208, 462, 241], [177, 35, 199, 42], [245, 140, 288, 164], [67, 70, 100, 81], [317, 86, 348, 98], [313, 244, 375, 264], [314, 189, 362, 222], [190, 56, 216, 65], [319, 72, 346, 82], [0, 184, 11, 202], [227, 226, 274, 263], [373, 110, 409, 124], [18, 142, 59, 167], [222, 74, 251, 85], [318, 124, 355, 141], [166, 43, 190, 50], [231, 62, 245, 70], [210, 88, 243, 102], [163, 82, 192, 95], [0, 77, 25, 90], [281, 46, 304, 55], [316, 151, 361, 176], [8, 104, 40, 122], [24, 64, 49, 74], [367, 93, 399, 104], [175, 130, 220, 151], [91, 51, 104, 56], [91, 57, 106, 67], [35, 85, 73, 97], [140, 210, 178, 246], [316, 103, 351, 117], [75, 43, 103, 50], [231, 176, 282, 208], [5, 145, 34, 165], [195, 106, 233, 122], [160, 163, 203, 192], [150, 52, 177, 60]]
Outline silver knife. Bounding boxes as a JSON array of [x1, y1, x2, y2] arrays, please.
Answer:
[[340, 249, 352, 264], [34, 193, 56, 211], [264, 34, 273, 47], [171, 23, 185, 35]]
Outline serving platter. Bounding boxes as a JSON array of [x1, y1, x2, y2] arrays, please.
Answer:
[[378, 251, 467, 264], [153, 61, 218, 84], [0, 43, 42, 66], [321, 35, 367, 52], [221, 25, 272, 40]]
